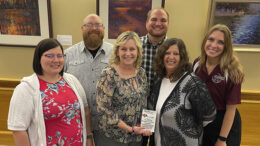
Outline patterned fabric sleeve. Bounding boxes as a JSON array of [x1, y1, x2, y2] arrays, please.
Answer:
[[96, 67, 119, 125], [189, 74, 216, 127], [141, 68, 149, 109]]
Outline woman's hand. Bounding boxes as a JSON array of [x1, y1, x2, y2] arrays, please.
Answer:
[[215, 139, 227, 146], [133, 126, 152, 136], [132, 126, 145, 135], [86, 138, 93, 146], [142, 129, 153, 136]]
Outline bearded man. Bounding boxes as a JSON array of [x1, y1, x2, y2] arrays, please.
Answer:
[[64, 14, 113, 143]]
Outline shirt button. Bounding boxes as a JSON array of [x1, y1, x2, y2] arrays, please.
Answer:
[[93, 81, 95, 83]]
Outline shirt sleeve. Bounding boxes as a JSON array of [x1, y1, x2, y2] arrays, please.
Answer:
[[8, 83, 34, 131], [96, 68, 119, 125], [189, 75, 216, 127], [141, 68, 149, 109], [226, 81, 241, 105]]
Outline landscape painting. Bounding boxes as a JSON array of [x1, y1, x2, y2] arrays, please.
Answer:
[[97, 0, 165, 42], [210, 0, 260, 46], [0, 0, 40, 36], [108, 0, 151, 39], [0, 0, 51, 46]]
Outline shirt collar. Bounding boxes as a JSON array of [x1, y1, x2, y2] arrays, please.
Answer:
[[202, 63, 221, 75], [144, 34, 167, 47], [80, 41, 105, 54]]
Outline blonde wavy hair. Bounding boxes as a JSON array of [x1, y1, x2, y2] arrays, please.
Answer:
[[199, 24, 244, 84], [109, 31, 143, 69]]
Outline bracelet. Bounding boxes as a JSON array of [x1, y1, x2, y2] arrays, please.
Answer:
[[132, 126, 135, 134], [218, 135, 227, 141], [87, 133, 93, 139]]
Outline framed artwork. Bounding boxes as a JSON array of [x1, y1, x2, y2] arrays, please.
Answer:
[[97, 0, 165, 43], [209, 0, 260, 50], [0, 0, 52, 46]]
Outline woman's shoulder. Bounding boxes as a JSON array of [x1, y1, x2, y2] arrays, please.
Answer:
[[185, 72, 209, 90], [137, 67, 147, 75], [63, 72, 75, 79], [98, 65, 118, 81], [182, 72, 202, 84], [16, 74, 38, 90], [63, 73, 82, 86], [11, 74, 39, 102], [193, 57, 200, 63], [102, 65, 116, 75]]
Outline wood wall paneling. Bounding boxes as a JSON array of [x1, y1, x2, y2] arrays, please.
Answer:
[[0, 79, 259, 145]]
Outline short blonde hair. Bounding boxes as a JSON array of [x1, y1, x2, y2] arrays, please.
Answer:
[[110, 31, 143, 69]]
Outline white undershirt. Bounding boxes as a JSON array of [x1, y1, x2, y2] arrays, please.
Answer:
[[155, 77, 178, 146]]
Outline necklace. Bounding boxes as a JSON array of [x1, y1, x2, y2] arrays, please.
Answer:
[[114, 64, 137, 79]]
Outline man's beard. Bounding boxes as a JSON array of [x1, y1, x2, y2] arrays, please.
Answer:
[[147, 29, 166, 38], [83, 30, 104, 49]]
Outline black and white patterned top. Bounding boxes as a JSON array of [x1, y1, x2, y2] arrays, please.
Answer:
[[140, 35, 167, 88], [148, 72, 216, 146]]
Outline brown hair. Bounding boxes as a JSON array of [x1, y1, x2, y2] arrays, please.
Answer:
[[154, 38, 191, 82], [146, 7, 169, 23]]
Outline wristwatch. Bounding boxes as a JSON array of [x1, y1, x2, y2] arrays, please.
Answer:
[[218, 135, 227, 141]]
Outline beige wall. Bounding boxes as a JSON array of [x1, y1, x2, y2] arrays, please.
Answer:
[[0, 0, 259, 90]]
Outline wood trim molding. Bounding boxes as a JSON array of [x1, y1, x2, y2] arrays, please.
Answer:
[[0, 78, 260, 100], [241, 90, 260, 101], [0, 78, 20, 88]]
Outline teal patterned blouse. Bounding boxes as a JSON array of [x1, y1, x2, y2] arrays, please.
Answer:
[[96, 66, 149, 143]]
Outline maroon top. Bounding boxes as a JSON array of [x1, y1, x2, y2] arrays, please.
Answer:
[[193, 59, 241, 110]]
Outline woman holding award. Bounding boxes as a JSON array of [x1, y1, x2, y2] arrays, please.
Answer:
[[95, 31, 152, 146], [148, 38, 216, 146]]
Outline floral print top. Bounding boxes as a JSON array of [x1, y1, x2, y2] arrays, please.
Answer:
[[96, 66, 149, 143], [39, 77, 83, 146]]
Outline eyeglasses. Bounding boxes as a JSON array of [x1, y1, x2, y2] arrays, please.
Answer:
[[82, 23, 103, 28], [44, 54, 65, 59]]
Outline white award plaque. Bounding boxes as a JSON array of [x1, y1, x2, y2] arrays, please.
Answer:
[[141, 109, 156, 132]]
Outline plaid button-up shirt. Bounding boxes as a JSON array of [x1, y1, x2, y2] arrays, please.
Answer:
[[140, 35, 167, 88]]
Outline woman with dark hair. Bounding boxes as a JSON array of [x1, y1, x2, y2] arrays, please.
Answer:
[[194, 24, 244, 146], [8, 38, 93, 146], [148, 38, 216, 146]]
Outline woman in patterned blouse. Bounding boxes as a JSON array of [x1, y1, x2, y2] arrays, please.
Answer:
[[95, 31, 152, 146], [8, 38, 93, 146]]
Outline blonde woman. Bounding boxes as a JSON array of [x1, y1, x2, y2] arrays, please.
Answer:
[[193, 24, 244, 146], [95, 31, 152, 146]]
